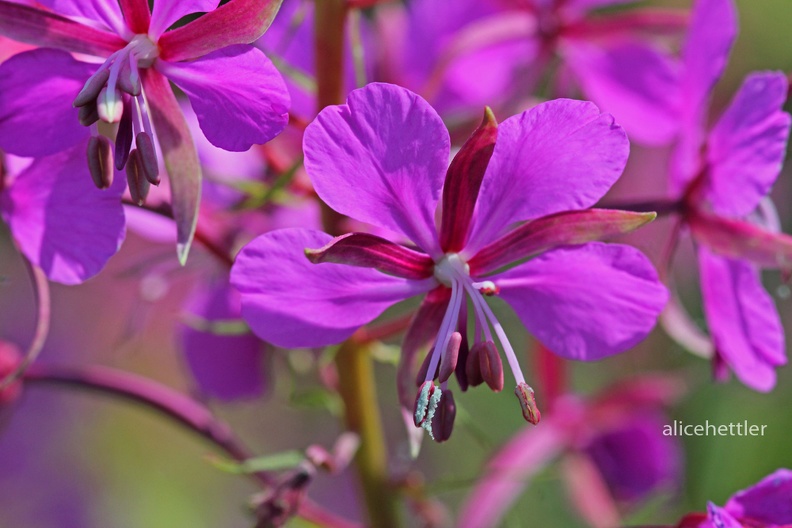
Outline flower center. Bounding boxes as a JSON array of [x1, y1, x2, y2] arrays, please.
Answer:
[[433, 253, 470, 286]]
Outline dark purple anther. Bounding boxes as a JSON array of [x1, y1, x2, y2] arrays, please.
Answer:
[[431, 390, 456, 443], [479, 340, 504, 392], [126, 149, 150, 205], [86, 135, 114, 189], [438, 331, 461, 383], [135, 132, 160, 185]]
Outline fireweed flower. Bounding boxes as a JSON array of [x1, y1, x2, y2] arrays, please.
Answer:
[[377, 0, 685, 144], [662, 0, 792, 392], [675, 469, 792, 528], [231, 83, 668, 439], [0, 0, 290, 262], [459, 377, 683, 528]]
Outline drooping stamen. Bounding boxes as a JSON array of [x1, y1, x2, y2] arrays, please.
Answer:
[[421, 278, 463, 384], [74, 66, 111, 108], [472, 280, 499, 296], [78, 103, 100, 127], [430, 389, 456, 443], [413, 381, 443, 440], [86, 135, 114, 189], [114, 95, 134, 169], [438, 332, 461, 384], [465, 342, 485, 387], [477, 340, 504, 392], [515, 382, 541, 425], [126, 149, 151, 205], [135, 132, 160, 184]]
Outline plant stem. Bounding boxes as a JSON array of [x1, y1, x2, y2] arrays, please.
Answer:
[[334, 342, 400, 528], [22, 363, 360, 528], [314, 0, 348, 236]]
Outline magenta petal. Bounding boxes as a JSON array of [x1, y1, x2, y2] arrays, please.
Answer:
[[562, 41, 680, 146], [465, 99, 629, 255], [698, 246, 785, 392], [706, 72, 791, 217], [160, 45, 289, 152], [496, 243, 667, 361], [306, 232, 435, 280], [0, 1, 127, 55], [178, 280, 266, 401], [303, 83, 449, 257], [140, 67, 201, 264], [0, 48, 95, 157], [0, 143, 126, 285], [469, 209, 656, 276], [724, 469, 792, 524], [231, 228, 436, 349], [705, 503, 742, 528], [158, 0, 282, 62], [149, 0, 220, 38]]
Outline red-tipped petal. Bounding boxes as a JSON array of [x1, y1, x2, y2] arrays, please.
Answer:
[[305, 232, 435, 280], [688, 208, 792, 270], [439, 107, 498, 253], [469, 209, 656, 275], [0, 1, 126, 57], [140, 68, 201, 265], [158, 0, 283, 62], [118, 0, 150, 34]]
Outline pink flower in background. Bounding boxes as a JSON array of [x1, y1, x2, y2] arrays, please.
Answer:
[[232, 83, 667, 439], [377, 0, 684, 143], [663, 0, 792, 392], [676, 469, 792, 528], [0, 0, 290, 262]]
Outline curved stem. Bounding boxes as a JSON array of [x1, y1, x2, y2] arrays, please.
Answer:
[[335, 342, 400, 528], [21, 363, 360, 528], [0, 258, 50, 389]]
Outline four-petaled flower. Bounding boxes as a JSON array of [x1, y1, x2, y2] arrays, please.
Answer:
[[662, 0, 792, 392], [231, 83, 667, 440], [0, 0, 290, 262]]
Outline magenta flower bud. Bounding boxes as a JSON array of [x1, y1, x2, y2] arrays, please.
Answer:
[[465, 342, 486, 387], [430, 389, 456, 443], [515, 382, 541, 425], [135, 132, 160, 185], [126, 149, 150, 206], [97, 86, 123, 123], [86, 135, 114, 189], [0, 341, 22, 405], [438, 331, 461, 384], [479, 340, 504, 392], [78, 103, 99, 127]]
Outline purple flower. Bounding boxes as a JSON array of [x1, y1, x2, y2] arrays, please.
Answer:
[[0, 0, 290, 262], [378, 0, 684, 144], [459, 376, 684, 528], [231, 83, 667, 439], [0, 147, 126, 284], [677, 469, 792, 528], [663, 0, 792, 392]]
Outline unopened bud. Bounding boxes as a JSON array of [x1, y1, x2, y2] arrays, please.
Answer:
[[431, 390, 456, 443], [97, 86, 124, 123], [73, 68, 110, 107], [87, 135, 114, 189], [478, 340, 504, 392], [515, 382, 540, 425], [413, 381, 442, 440], [78, 103, 99, 126], [0, 341, 23, 405], [438, 332, 461, 383], [465, 341, 485, 387], [126, 149, 150, 205], [135, 132, 160, 184]]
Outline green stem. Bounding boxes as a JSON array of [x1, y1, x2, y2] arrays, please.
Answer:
[[335, 342, 400, 528]]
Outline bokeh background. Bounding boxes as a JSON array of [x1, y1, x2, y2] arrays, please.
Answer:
[[1, 0, 792, 526]]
